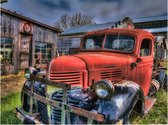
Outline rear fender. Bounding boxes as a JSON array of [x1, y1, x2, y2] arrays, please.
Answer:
[[97, 80, 145, 124]]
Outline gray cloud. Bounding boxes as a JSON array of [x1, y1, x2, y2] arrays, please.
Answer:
[[39, 0, 71, 11], [77, 0, 167, 23], [79, 0, 123, 3], [2, 0, 167, 25]]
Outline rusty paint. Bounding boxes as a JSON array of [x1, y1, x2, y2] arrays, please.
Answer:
[[144, 97, 156, 115]]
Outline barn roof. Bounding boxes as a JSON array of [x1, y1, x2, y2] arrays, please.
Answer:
[[60, 16, 167, 36], [0, 8, 62, 33]]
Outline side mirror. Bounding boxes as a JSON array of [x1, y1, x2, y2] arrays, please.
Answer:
[[136, 57, 142, 63]]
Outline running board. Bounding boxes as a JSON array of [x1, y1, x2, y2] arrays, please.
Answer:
[[144, 97, 156, 115]]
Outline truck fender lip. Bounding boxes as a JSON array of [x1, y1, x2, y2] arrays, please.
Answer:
[[97, 80, 145, 123]]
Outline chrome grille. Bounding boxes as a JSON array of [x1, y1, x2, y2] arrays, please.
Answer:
[[51, 90, 80, 124], [50, 71, 82, 85], [35, 84, 49, 124]]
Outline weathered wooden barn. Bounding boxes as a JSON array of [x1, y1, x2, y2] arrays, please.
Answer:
[[0, 8, 61, 74]]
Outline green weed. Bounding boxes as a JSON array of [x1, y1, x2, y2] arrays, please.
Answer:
[[132, 89, 167, 124], [1, 92, 21, 124]]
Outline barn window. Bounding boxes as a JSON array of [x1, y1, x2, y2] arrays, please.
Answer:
[[35, 42, 52, 65], [0, 37, 13, 64]]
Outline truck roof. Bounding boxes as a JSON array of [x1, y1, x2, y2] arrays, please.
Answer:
[[85, 28, 154, 38]]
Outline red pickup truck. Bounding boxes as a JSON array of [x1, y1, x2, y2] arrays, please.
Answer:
[[16, 19, 167, 124]]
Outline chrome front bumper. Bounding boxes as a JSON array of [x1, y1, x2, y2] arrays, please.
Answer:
[[16, 107, 43, 124]]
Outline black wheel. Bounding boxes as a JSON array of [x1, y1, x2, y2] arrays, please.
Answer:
[[157, 70, 166, 88], [163, 74, 167, 89], [148, 79, 160, 96]]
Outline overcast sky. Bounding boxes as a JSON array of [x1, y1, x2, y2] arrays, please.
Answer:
[[1, 0, 167, 26]]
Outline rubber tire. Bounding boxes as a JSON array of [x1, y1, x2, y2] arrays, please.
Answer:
[[157, 70, 166, 88], [164, 74, 167, 89]]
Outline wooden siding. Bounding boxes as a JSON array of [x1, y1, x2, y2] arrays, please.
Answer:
[[58, 37, 81, 55], [1, 13, 20, 73], [0, 13, 58, 73]]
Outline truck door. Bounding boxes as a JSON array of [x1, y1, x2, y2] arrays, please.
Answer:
[[136, 38, 154, 96]]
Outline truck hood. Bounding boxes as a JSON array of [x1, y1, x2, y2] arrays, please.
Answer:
[[49, 56, 87, 72], [49, 53, 131, 72], [74, 53, 130, 70]]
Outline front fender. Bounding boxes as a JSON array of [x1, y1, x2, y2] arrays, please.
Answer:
[[97, 81, 144, 124]]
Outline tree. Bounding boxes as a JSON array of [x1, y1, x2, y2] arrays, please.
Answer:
[[54, 13, 95, 30], [54, 14, 70, 30]]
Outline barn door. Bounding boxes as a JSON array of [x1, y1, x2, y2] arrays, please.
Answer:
[[20, 34, 32, 69]]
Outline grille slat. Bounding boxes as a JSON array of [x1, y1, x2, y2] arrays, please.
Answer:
[[101, 75, 123, 78], [52, 110, 62, 114], [101, 71, 122, 74], [101, 74, 122, 77], [50, 80, 80, 85], [50, 78, 81, 82], [50, 71, 81, 74], [50, 71, 82, 85], [50, 76, 81, 80], [50, 74, 81, 77], [101, 76, 123, 79], [101, 69, 123, 81], [37, 102, 48, 108]]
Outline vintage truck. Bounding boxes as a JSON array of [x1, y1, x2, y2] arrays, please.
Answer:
[[16, 19, 167, 124]]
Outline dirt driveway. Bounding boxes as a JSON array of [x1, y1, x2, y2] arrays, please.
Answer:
[[0, 72, 26, 97]]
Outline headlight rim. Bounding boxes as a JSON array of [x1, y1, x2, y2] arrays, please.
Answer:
[[93, 79, 114, 100]]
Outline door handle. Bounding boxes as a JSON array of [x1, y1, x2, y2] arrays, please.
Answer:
[[130, 62, 137, 70], [136, 58, 142, 63]]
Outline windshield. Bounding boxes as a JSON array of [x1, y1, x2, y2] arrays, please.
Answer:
[[82, 34, 135, 52], [104, 35, 135, 52], [82, 35, 104, 50]]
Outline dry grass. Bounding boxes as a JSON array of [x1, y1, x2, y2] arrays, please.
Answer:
[[0, 72, 25, 97]]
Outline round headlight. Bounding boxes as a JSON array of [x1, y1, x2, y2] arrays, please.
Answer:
[[94, 80, 114, 100], [24, 67, 38, 79]]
